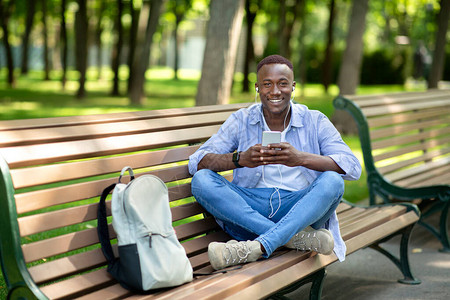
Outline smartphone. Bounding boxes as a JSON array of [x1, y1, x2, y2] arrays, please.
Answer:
[[262, 131, 281, 147]]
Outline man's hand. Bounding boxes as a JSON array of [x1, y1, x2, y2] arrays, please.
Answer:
[[258, 142, 301, 166], [258, 142, 345, 174]]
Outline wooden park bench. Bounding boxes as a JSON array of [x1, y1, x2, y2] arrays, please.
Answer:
[[0, 103, 421, 299], [333, 89, 450, 253]]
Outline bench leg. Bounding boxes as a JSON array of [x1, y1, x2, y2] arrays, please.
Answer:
[[418, 200, 450, 253], [267, 268, 326, 300], [369, 224, 421, 285]]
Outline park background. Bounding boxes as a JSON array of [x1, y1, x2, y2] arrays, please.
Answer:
[[0, 0, 449, 295]]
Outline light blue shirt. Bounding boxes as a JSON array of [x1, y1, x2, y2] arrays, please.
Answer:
[[188, 102, 362, 261]]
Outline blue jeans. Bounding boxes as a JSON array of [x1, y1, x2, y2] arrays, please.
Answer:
[[191, 169, 344, 257]]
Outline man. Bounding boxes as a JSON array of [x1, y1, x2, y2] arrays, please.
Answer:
[[188, 55, 361, 270]]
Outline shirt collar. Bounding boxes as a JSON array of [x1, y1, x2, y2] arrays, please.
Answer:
[[249, 102, 304, 128]]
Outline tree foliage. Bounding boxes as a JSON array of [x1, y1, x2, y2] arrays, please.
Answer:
[[0, 0, 448, 105]]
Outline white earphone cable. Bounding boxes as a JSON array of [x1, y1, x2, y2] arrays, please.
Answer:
[[255, 87, 293, 218]]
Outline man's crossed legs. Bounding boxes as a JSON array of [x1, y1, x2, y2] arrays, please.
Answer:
[[191, 169, 344, 270]]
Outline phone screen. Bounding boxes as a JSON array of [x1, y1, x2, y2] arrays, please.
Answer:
[[262, 131, 281, 146]]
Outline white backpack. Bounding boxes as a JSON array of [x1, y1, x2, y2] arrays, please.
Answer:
[[97, 167, 193, 291]]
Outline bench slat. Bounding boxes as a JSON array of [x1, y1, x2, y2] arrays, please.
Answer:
[[370, 116, 450, 140], [378, 150, 450, 175], [361, 99, 450, 117], [338, 207, 380, 225], [22, 225, 114, 263], [409, 171, 450, 187], [339, 206, 403, 231], [39, 268, 117, 299], [384, 155, 450, 182], [75, 284, 132, 300], [346, 90, 448, 102], [368, 107, 450, 128], [0, 103, 250, 131], [335, 201, 352, 213], [0, 125, 221, 168], [11, 146, 198, 189], [340, 206, 407, 239], [371, 127, 450, 149], [30, 248, 108, 284], [353, 92, 449, 108], [0, 111, 233, 148], [373, 137, 450, 162], [398, 165, 450, 187], [334, 206, 367, 221]]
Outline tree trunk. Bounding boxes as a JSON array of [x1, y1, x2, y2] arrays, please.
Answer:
[[129, 0, 165, 106], [332, 0, 369, 135], [61, 0, 68, 88], [111, 0, 124, 96], [0, 0, 15, 88], [297, 0, 306, 97], [428, 0, 450, 89], [196, 0, 245, 106], [173, 15, 182, 80], [75, 0, 88, 99], [322, 0, 335, 93], [279, 0, 287, 58], [242, 0, 256, 92], [127, 0, 140, 94], [96, 0, 105, 80], [21, 0, 36, 75], [336, 0, 368, 95], [42, 0, 50, 80]]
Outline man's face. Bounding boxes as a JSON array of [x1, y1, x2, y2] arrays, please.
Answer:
[[256, 63, 295, 117]]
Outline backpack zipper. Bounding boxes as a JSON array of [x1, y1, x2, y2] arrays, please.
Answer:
[[146, 233, 168, 248]]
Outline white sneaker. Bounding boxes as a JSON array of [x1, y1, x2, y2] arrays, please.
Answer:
[[285, 228, 334, 255], [208, 240, 263, 270]]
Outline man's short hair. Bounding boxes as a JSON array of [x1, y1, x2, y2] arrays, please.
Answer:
[[257, 55, 293, 73]]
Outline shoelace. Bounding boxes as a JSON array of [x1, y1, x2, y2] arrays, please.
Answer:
[[223, 243, 252, 265], [292, 232, 321, 252]]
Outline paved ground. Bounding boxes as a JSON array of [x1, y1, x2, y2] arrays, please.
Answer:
[[287, 210, 450, 300]]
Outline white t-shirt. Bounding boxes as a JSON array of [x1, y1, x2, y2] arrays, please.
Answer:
[[255, 114, 309, 191]]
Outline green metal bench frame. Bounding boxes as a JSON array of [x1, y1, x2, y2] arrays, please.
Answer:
[[333, 95, 450, 252]]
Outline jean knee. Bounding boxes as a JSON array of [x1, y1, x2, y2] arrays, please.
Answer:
[[322, 171, 345, 198], [191, 168, 213, 189]]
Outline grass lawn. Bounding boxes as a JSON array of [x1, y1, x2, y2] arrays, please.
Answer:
[[0, 67, 425, 296]]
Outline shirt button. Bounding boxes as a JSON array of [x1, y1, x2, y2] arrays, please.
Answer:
[[256, 173, 261, 176]]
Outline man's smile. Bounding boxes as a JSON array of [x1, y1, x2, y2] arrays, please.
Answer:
[[268, 99, 283, 103]]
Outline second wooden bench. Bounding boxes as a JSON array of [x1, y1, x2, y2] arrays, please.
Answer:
[[333, 89, 450, 252]]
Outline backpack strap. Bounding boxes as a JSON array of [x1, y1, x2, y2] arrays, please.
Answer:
[[97, 183, 117, 265]]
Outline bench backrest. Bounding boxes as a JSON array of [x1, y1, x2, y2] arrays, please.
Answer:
[[334, 90, 450, 189], [0, 103, 249, 299]]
